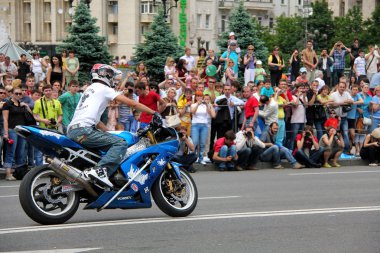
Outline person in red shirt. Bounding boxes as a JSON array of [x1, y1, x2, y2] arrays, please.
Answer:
[[242, 86, 259, 129], [135, 82, 166, 128], [324, 109, 340, 130], [212, 130, 238, 171], [293, 125, 324, 168]]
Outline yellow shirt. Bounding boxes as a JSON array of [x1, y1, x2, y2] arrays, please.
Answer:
[[177, 96, 192, 123], [277, 96, 286, 119], [33, 97, 63, 128]]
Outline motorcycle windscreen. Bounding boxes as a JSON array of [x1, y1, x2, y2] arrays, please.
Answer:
[[108, 131, 140, 146]]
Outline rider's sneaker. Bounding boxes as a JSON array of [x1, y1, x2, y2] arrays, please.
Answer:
[[84, 167, 114, 188]]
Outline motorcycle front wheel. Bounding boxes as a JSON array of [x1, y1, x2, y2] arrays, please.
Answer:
[[19, 165, 80, 225], [152, 168, 198, 217]]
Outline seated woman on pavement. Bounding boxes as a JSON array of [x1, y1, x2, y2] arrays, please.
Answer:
[[292, 125, 324, 168], [259, 122, 303, 169], [319, 126, 344, 168], [235, 125, 266, 171], [360, 127, 380, 166]]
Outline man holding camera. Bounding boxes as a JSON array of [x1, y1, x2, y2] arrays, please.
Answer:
[[172, 126, 197, 173], [329, 41, 351, 87], [235, 126, 265, 170], [33, 84, 63, 130]]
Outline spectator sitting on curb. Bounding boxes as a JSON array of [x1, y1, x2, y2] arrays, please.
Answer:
[[235, 125, 265, 170], [172, 126, 197, 173], [260, 122, 304, 169], [212, 130, 238, 171], [293, 125, 324, 168], [319, 126, 344, 168], [360, 127, 380, 166]]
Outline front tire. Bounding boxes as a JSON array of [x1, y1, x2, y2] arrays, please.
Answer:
[[19, 165, 80, 225], [152, 169, 197, 217]]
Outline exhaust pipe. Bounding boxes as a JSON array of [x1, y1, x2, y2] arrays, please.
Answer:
[[46, 157, 98, 198]]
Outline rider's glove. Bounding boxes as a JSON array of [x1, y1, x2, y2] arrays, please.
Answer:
[[152, 112, 163, 127]]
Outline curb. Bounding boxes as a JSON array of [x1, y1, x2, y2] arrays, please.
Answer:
[[0, 158, 368, 179]]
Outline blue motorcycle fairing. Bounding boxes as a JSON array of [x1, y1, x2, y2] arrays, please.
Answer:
[[169, 162, 182, 180], [108, 131, 140, 147], [84, 139, 179, 209]]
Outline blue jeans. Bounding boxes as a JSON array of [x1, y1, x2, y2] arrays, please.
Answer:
[[339, 117, 349, 153], [279, 146, 297, 165], [4, 129, 26, 168], [314, 120, 325, 141], [67, 127, 128, 176], [215, 145, 237, 169], [27, 143, 43, 167], [333, 69, 345, 87], [371, 117, 380, 132], [289, 123, 304, 151], [260, 145, 281, 165], [191, 123, 208, 162], [276, 119, 286, 146], [294, 148, 324, 167]]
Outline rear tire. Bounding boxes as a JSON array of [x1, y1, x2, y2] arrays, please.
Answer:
[[19, 165, 80, 225], [152, 169, 197, 217]]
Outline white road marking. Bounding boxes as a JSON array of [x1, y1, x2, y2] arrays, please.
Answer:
[[1, 206, 380, 235], [0, 248, 101, 253], [0, 185, 19, 188], [0, 195, 18, 198], [199, 195, 240, 200], [288, 170, 380, 176]]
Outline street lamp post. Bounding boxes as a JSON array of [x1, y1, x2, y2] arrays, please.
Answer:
[[153, 0, 179, 19], [303, 0, 313, 46]]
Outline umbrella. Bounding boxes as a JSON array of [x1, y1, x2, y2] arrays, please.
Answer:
[[0, 37, 33, 61]]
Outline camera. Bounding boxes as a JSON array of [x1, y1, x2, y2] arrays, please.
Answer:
[[305, 132, 311, 138], [128, 88, 134, 94], [178, 131, 184, 139], [50, 118, 57, 126], [245, 131, 253, 138]]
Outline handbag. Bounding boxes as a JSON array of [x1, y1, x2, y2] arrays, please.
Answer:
[[363, 116, 372, 125], [342, 105, 352, 113], [356, 116, 366, 134], [23, 106, 36, 126], [165, 106, 181, 128]]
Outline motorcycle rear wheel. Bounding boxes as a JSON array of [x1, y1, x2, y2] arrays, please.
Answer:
[[152, 169, 197, 217], [19, 165, 80, 225]]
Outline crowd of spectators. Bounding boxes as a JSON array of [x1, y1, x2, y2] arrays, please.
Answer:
[[1, 35, 380, 179]]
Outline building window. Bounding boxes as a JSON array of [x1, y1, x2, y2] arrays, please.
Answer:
[[109, 1, 118, 14], [298, 0, 302, 5], [197, 14, 202, 28], [205, 14, 210, 29], [269, 17, 273, 28], [141, 1, 154, 14], [257, 16, 262, 26], [112, 24, 118, 35], [281, 0, 285, 4], [221, 15, 227, 32]]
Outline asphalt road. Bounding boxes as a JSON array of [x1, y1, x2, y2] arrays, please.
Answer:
[[1, 166, 380, 253]]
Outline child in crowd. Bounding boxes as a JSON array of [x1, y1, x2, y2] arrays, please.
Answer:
[[106, 100, 119, 131], [254, 60, 266, 84], [324, 109, 340, 130], [130, 110, 141, 133], [260, 80, 274, 98]]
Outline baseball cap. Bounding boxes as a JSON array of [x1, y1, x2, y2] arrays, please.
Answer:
[[229, 40, 237, 46], [300, 67, 307, 73], [229, 32, 235, 37], [256, 60, 262, 65]]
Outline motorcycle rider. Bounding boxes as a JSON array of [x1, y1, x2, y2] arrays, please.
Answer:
[[67, 64, 162, 188]]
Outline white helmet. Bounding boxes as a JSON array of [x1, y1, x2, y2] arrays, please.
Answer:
[[91, 64, 119, 87]]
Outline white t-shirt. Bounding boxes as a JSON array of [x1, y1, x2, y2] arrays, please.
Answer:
[[68, 82, 120, 129], [191, 103, 210, 124], [365, 51, 379, 74], [330, 91, 353, 117], [32, 59, 43, 74], [354, 56, 366, 76], [180, 54, 195, 71], [291, 94, 308, 123]]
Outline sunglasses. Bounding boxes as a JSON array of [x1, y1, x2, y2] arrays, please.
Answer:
[[248, 49, 254, 50], [14, 92, 22, 95], [0, 92, 5, 94], [209, 81, 215, 84]]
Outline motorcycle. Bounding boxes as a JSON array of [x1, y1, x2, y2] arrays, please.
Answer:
[[15, 123, 198, 225]]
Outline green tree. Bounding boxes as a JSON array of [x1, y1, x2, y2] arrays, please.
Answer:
[[217, 1, 268, 82], [57, 0, 112, 83], [332, 6, 364, 46], [307, 0, 335, 51], [273, 15, 304, 54], [134, 9, 183, 82]]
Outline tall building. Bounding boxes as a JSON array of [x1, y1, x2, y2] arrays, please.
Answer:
[[0, 0, 377, 58]]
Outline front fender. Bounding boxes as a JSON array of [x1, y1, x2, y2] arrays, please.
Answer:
[[169, 162, 182, 180]]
